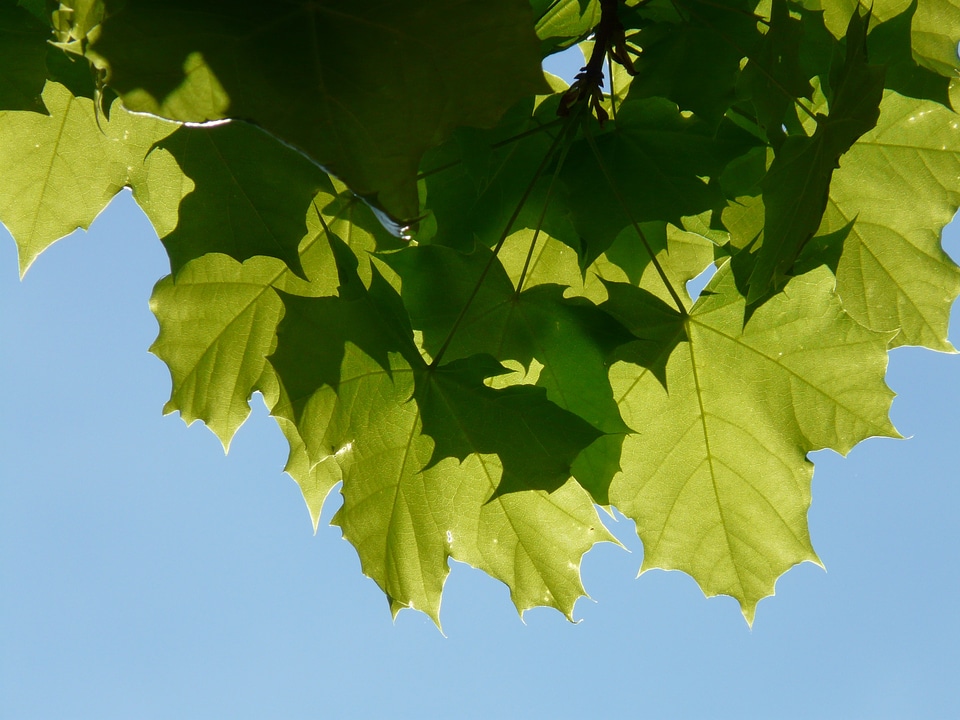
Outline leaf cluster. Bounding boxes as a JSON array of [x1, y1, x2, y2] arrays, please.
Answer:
[[2, 0, 959, 626]]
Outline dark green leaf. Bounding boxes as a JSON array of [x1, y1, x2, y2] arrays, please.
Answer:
[[738, 0, 814, 146], [89, 0, 550, 224], [746, 7, 884, 303], [415, 354, 603, 495], [561, 99, 758, 266], [0, 1, 51, 112], [156, 122, 332, 277]]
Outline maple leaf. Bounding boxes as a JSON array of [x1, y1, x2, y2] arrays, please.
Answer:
[[822, 91, 960, 350], [609, 263, 899, 622], [0, 81, 176, 275], [268, 230, 614, 621], [385, 243, 633, 501], [88, 0, 549, 224], [745, 7, 885, 303], [151, 121, 332, 277]]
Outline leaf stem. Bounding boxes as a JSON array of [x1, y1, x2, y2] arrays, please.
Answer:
[[581, 121, 688, 315], [607, 54, 619, 122]]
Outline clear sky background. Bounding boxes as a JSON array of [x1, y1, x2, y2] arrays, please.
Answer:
[[2, 51, 960, 719]]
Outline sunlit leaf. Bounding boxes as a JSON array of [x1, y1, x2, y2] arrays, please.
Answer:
[[0, 81, 176, 274], [610, 264, 898, 622]]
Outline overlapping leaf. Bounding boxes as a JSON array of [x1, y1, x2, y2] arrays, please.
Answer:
[[88, 0, 550, 223], [560, 98, 759, 265], [152, 121, 330, 276], [626, 0, 762, 126], [739, 0, 814, 146], [5, 0, 959, 627], [608, 264, 898, 622], [268, 233, 613, 622], [812, 0, 960, 78], [746, 8, 885, 302], [385, 243, 633, 501], [148, 189, 395, 442], [533, 0, 601, 54]]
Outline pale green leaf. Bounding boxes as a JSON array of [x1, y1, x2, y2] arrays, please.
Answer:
[[311, 345, 613, 624], [813, 0, 960, 78], [268, 234, 614, 622], [821, 91, 960, 349], [533, 0, 601, 54], [148, 192, 388, 447], [609, 264, 898, 622], [0, 81, 177, 274]]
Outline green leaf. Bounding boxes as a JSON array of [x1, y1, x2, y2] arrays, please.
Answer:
[[746, 8, 885, 303], [0, 81, 177, 275], [821, 91, 960, 350], [153, 121, 331, 276], [0, 0, 50, 113], [414, 354, 603, 496], [738, 0, 814, 146], [534, 0, 601, 54], [587, 217, 719, 308], [269, 233, 614, 621], [89, 0, 550, 224], [148, 192, 396, 525], [812, 0, 960, 79], [609, 263, 898, 623], [626, 0, 758, 126], [385, 243, 633, 501], [422, 94, 571, 253], [148, 192, 388, 448], [867, 0, 953, 107], [561, 98, 758, 265], [599, 280, 688, 386], [294, 343, 613, 624], [16, 0, 49, 22]]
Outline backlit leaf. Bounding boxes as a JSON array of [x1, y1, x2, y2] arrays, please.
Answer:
[[610, 264, 898, 622], [0, 81, 176, 274], [822, 91, 960, 349]]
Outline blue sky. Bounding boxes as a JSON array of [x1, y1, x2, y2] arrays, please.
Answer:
[[2, 53, 960, 719]]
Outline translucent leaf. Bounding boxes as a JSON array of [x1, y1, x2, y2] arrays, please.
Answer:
[[152, 121, 331, 276], [746, 7, 885, 302], [0, 81, 176, 274], [385, 243, 633, 501], [609, 264, 898, 623], [533, 0, 601, 55], [269, 233, 613, 622], [821, 91, 960, 350], [148, 194, 388, 518]]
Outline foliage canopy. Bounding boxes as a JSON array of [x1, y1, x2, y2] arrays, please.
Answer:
[[2, 0, 959, 626]]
